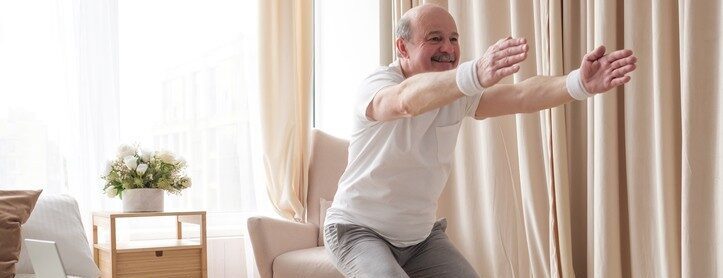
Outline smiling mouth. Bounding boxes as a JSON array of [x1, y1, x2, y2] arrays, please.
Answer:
[[431, 54, 455, 63]]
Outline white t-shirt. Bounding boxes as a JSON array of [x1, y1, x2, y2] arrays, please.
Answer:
[[325, 60, 482, 247]]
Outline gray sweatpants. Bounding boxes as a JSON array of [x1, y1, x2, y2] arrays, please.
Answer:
[[323, 218, 479, 278]]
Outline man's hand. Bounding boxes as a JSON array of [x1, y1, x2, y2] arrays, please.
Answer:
[[477, 37, 529, 88], [580, 46, 638, 93]]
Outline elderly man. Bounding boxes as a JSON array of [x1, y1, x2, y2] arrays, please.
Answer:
[[324, 4, 636, 278]]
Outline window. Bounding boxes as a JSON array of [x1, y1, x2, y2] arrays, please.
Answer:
[[118, 0, 262, 231], [314, 0, 381, 138], [0, 0, 262, 237], [1, 0, 380, 234], [0, 3, 75, 194]]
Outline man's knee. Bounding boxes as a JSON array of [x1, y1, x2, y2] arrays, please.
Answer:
[[326, 223, 408, 277], [334, 250, 408, 278], [361, 264, 408, 278]]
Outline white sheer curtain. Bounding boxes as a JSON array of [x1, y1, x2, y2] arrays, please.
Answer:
[[2, 2, 272, 276], [0, 0, 120, 228], [1, 0, 269, 225], [60, 0, 122, 226]]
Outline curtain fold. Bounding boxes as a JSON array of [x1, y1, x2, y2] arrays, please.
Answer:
[[679, 1, 723, 277], [61, 0, 121, 233], [569, 0, 689, 276], [434, 0, 722, 277], [258, 0, 313, 222], [436, 1, 560, 277], [0, 0, 121, 238]]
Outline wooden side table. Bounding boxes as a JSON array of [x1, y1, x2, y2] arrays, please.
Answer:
[[92, 211, 207, 278]]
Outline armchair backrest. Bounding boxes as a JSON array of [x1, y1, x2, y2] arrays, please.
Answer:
[[306, 129, 348, 229]]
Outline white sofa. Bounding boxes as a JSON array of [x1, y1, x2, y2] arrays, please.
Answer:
[[16, 193, 100, 278]]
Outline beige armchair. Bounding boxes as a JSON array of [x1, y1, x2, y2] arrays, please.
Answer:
[[247, 129, 348, 278]]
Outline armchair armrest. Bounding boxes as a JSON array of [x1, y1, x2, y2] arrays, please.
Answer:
[[247, 216, 319, 278]]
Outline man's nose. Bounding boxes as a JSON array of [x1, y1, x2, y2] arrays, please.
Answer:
[[440, 39, 455, 53]]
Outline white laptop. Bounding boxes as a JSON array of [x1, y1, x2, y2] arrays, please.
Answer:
[[23, 239, 79, 278]]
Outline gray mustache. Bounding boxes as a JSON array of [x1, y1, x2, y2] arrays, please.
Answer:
[[432, 53, 455, 62]]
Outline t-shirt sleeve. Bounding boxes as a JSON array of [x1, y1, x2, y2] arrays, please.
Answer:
[[355, 67, 404, 124]]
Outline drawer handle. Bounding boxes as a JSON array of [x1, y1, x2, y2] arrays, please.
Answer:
[[155, 251, 164, 257]]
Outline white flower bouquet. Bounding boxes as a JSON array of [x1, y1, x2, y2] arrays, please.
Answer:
[[102, 144, 192, 199]]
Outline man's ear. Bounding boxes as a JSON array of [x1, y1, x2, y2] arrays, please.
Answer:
[[396, 38, 409, 58]]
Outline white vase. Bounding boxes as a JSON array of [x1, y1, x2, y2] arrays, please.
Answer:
[[122, 188, 164, 212]]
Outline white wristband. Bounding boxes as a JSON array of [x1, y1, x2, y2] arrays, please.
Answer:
[[566, 69, 593, 100], [456, 58, 486, 96]]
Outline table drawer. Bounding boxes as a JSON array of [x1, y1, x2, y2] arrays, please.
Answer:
[[115, 249, 202, 277]]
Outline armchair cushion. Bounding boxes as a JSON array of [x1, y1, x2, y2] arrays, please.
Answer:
[[247, 216, 319, 278], [273, 246, 343, 278]]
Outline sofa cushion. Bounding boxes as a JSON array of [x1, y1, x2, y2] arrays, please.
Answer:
[[15, 194, 100, 278], [0, 190, 42, 277], [272, 246, 343, 278]]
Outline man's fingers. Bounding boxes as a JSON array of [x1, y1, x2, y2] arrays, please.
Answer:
[[605, 49, 634, 64], [495, 64, 521, 78], [585, 45, 606, 62], [609, 75, 631, 87], [493, 44, 527, 60], [492, 37, 511, 51], [610, 55, 637, 69], [494, 52, 527, 69], [497, 37, 510, 45], [489, 37, 526, 57], [506, 44, 528, 56], [611, 64, 636, 77], [498, 37, 527, 50], [480, 37, 528, 85]]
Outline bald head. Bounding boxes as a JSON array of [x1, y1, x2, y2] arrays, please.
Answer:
[[395, 4, 455, 42], [394, 4, 460, 76]]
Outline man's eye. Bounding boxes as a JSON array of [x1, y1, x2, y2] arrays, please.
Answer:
[[430, 37, 442, 42], [450, 38, 459, 42]]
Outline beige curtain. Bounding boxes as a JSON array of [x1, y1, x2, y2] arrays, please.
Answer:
[[258, 0, 313, 222], [677, 2, 723, 276], [422, 0, 571, 276], [397, 0, 723, 277], [559, 0, 722, 276], [564, 0, 722, 277]]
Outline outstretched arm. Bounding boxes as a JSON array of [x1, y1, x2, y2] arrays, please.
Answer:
[[474, 46, 637, 119], [368, 38, 529, 121]]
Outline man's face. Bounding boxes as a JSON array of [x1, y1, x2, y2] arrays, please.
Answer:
[[400, 9, 460, 76]]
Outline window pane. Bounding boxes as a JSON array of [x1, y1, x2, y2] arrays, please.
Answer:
[[314, 0, 380, 138], [0, 3, 75, 193], [118, 0, 259, 213], [0, 0, 261, 227]]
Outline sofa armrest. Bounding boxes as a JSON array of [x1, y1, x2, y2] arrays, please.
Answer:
[[247, 216, 319, 278]]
